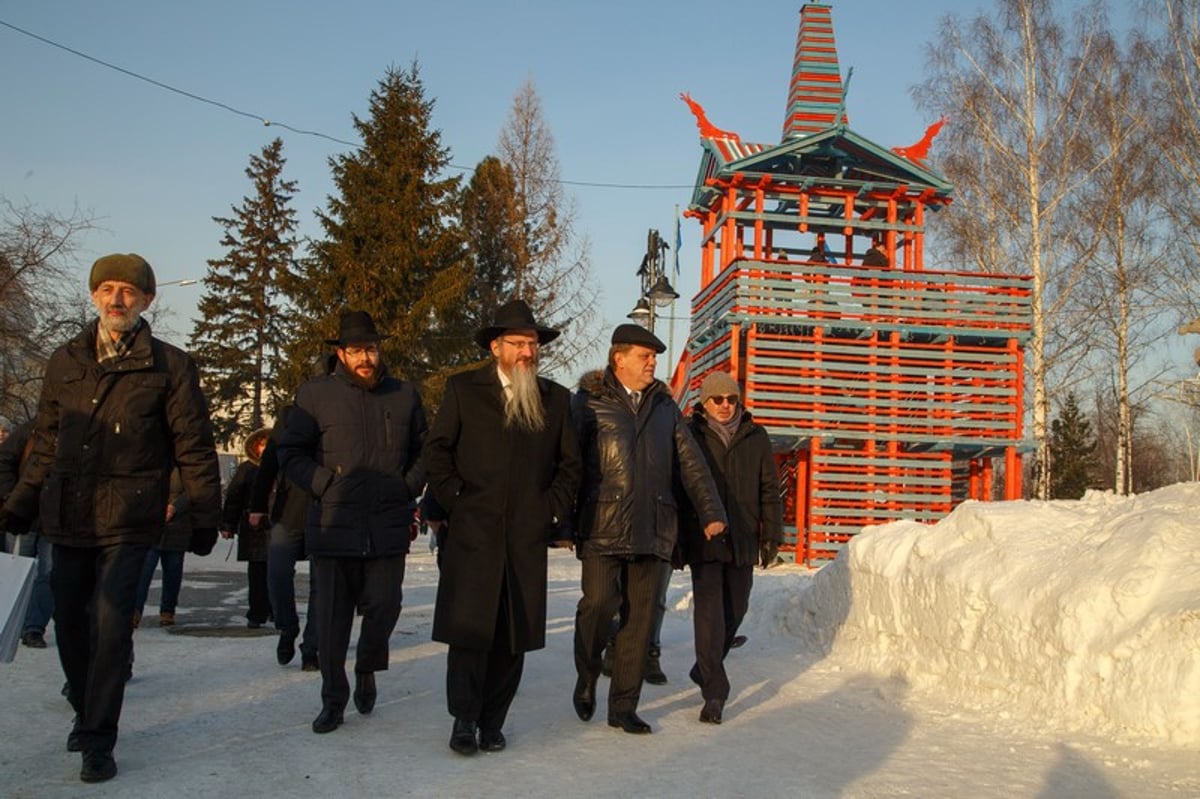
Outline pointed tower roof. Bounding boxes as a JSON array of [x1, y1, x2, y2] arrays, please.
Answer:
[[782, 3, 847, 141]]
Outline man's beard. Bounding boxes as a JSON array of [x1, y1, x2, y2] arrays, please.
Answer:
[[97, 306, 142, 335], [344, 361, 383, 390], [505, 360, 545, 432]]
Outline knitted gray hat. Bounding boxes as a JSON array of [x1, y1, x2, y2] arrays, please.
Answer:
[[699, 371, 740, 403]]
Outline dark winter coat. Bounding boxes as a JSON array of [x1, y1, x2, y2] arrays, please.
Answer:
[[0, 422, 41, 535], [2, 320, 222, 546], [250, 407, 310, 541], [0, 421, 33, 504], [221, 460, 266, 562], [277, 363, 427, 559], [573, 368, 725, 562], [681, 407, 783, 568], [425, 362, 582, 653], [159, 469, 193, 553]]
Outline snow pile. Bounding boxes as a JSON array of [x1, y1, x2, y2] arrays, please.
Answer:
[[793, 482, 1200, 746]]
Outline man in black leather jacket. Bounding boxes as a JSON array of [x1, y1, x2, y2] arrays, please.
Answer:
[[571, 324, 726, 735]]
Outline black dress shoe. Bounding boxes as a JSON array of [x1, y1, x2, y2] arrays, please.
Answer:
[[80, 750, 117, 783], [688, 663, 703, 687], [607, 711, 652, 734], [699, 698, 724, 724], [572, 676, 596, 721], [478, 727, 506, 752], [277, 629, 298, 665], [311, 707, 343, 734], [449, 718, 478, 755], [353, 671, 376, 714], [730, 634, 748, 649], [301, 655, 319, 672]]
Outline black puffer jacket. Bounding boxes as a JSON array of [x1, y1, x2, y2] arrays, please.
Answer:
[[277, 363, 427, 559], [574, 368, 725, 561], [3, 321, 222, 545], [681, 406, 783, 567], [250, 406, 310, 538]]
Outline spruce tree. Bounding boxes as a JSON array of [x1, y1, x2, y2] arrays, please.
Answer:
[[1048, 392, 1100, 499], [190, 138, 300, 447], [285, 63, 471, 397], [460, 156, 522, 335]]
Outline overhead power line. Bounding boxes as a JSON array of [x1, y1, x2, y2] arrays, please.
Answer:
[[0, 18, 694, 191]]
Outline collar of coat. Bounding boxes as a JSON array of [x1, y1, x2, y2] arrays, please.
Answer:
[[601, 367, 667, 413], [69, 319, 156, 372], [690, 404, 758, 442]]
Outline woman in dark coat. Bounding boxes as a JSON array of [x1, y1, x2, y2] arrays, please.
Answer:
[[681, 371, 783, 724], [221, 428, 272, 627]]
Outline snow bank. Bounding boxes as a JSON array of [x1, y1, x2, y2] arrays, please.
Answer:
[[792, 482, 1200, 746]]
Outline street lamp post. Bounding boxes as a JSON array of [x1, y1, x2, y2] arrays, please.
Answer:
[[627, 228, 680, 367]]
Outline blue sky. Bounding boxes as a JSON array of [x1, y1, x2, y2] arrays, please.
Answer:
[[0, 0, 1065, 376]]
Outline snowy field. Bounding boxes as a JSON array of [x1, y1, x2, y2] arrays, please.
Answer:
[[0, 484, 1196, 798]]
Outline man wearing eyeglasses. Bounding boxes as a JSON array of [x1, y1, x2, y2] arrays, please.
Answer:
[[680, 371, 782, 725], [423, 299, 581, 755], [277, 310, 428, 735], [571, 324, 726, 735]]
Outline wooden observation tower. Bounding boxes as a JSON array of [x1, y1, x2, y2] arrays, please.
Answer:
[[674, 2, 1034, 564]]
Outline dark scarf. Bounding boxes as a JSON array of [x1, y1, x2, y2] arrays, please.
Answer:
[[705, 405, 743, 449]]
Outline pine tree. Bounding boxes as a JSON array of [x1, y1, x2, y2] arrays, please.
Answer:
[[190, 138, 300, 447], [1048, 392, 1099, 499], [284, 63, 471, 397], [460, 156, 522, 334]]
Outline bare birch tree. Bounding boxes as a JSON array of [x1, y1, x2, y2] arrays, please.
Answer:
[[496, 78, 601, 375], [915, 0, 1109, 498], [1066, 24, 1177, 494]]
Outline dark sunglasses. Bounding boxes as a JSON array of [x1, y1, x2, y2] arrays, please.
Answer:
[[708, 395, 738, 406]]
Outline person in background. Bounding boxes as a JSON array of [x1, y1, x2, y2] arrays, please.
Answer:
[[220, 428, 273, 628], [278, 310, 427, 735], [808, 232, 831, 263], [571, 324, 726, 735], [133, 469, 191, 629], [1, 420, 54, 648], [250, 394, 326, 671], [423, 300, 581, 756], [681, 371, 783, 725], [862, 236, 889, 267], [0, 253, 221, 783]]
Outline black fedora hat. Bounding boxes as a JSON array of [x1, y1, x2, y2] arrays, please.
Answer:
[[325, 310, 390, 346], [474, 299, 560, 349]]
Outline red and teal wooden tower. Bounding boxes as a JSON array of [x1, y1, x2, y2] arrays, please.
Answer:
[[675, 2, 1034, 564]]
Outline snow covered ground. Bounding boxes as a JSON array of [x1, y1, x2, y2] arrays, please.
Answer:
[[1, 484, 1197, 798]]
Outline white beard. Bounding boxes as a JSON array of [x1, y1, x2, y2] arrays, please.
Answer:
[[504, 362, 545, 432]]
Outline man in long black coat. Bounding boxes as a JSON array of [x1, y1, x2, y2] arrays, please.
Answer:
[[424, 300, 582, 756]]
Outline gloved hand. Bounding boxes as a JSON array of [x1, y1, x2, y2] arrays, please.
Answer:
[[188, 527, 219, 556], [0, 507, 32, 535], [759, 540, 780, 569]]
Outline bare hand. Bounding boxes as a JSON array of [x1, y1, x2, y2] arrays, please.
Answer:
[[550, 539, 575, 550], [703, 521, 726, 540], [165, 504, 176, 523], [248, 512, 267, 528], [220, 529, 234, 540]]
